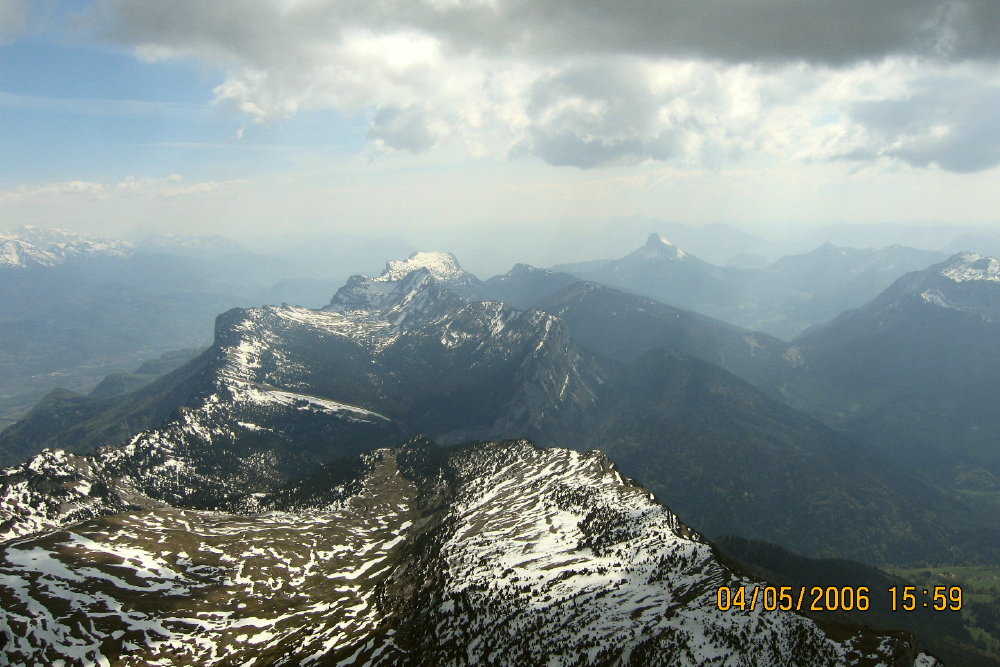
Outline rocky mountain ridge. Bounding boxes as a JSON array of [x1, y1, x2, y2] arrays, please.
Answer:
[[0, 438, 940, 666]]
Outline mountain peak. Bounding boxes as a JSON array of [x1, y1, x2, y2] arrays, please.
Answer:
[[326, 250, 477, 318], [646, 232, 675, 248], [376, 250, 466, 282], [939, 252, 1000, 283], [633, 233, 688, 260]]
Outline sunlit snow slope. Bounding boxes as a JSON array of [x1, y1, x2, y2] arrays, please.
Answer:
[[0, 439, 937, 666]]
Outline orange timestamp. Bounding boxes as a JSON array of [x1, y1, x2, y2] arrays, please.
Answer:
[[888, 585, 963, 611], [716, 585, 963, 613]]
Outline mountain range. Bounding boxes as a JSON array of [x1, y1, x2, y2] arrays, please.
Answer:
[[554, 233, 948, 339], [3, 237, 1000, 663], [0, 225, 133, 269], [3, 250, 995, 565], [548, 239, 1000, 503]]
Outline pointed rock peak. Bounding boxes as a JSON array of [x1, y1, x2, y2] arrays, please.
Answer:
[[633, 233, 688, 260], [376, 251, 466, 282], [939, 252, 1000, 283], [646, 233, 675, 248]]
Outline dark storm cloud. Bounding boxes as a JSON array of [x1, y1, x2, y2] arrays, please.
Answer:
[[90, 0, 1000, 66], [501, 0, 1000, 64]]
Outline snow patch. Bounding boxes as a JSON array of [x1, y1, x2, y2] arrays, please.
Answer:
[[376, 251, 466, 282], [940, 252, 1000, 283]]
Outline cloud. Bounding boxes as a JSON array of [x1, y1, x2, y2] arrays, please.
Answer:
[[845, 75, 1000, 172], [88, 0, 1000, 66], [0, 0, 26, 44], [86, 1, 1000, 172], [0, 175, 246, 203], [0, 180, 108, 203], [369, 106, 439, 153]]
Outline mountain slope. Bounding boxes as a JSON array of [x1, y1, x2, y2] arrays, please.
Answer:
[[787, 252, 1000, 481], [0, 438, 938, 666], [476, 263, 580, 309], [532, 280, 797, 394], [731, 244, 948, 339], [553, 233, 734, 313], [0, 349, 202, 467], [575, 350, 983, 564]]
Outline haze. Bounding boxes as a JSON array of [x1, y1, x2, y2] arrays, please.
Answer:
[[2, 0, 1000, 275]]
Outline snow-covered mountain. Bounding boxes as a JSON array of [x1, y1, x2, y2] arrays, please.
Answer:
[[326, 261, 469, 325], [379, 250, 468, 282], [332, 250, 483, 306], [0, 246, 985, 662], [0, 225, 133, 269], [0, 437, 939, 665], [0, 251, 599, 539], [937, 250, 1000, 285]]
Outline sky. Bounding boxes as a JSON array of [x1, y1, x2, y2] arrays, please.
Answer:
[[2, 0, 1000, 264]]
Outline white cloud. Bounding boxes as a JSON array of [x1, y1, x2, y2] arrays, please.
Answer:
[[0, 180, 108, 203], [86, 1, 1000, 172], [0, 175, 245, 203]]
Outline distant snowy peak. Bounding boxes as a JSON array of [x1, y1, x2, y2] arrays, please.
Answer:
[[0, 238, 58, 268], [325, 267, 466, 326], [326, 250, 480, 323], [939, 252, 1000, 283], [0, 225, 132, 269], [631, 232, 689, 260], [376, 250, 469, 282], [875, 251, 1000, 321]]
